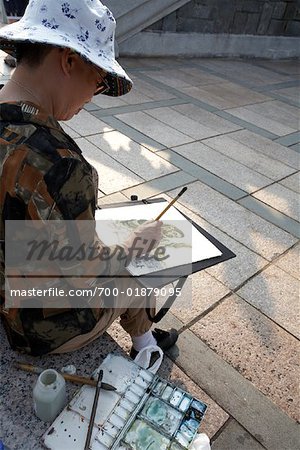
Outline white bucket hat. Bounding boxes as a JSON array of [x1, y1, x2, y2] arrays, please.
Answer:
[[0, 0, 132, 97]]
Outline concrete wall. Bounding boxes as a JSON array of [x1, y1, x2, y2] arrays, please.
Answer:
[[119, 32, 300, 57], [147, 0, 300, 36]]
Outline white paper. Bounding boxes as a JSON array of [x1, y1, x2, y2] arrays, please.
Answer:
[[95, 203, 221, 275]]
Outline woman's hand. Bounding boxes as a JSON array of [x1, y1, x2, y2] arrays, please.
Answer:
[[123, 220, 163, 258]]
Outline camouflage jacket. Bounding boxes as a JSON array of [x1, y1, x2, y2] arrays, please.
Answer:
[[0, 101, 127, 355]]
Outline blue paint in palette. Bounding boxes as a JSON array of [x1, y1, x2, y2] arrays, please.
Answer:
[[191, 400, 207, 415], [182, 417, 199, 432]]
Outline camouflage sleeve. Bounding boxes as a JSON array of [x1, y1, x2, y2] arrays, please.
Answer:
[[43, 157, 129, 281]]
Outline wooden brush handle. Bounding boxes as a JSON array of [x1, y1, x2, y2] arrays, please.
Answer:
[[14, 362, 97, 386]]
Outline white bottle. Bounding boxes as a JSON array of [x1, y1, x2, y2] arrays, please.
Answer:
[[33, 369, 66, 422]]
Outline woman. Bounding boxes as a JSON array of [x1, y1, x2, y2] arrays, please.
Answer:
[[0, 0, 178, 357]]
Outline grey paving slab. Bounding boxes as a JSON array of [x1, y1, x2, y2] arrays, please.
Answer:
[[75, 137, 143, 194], [272, 86, 300, 105], [177, 67, 225, 86], [100, 116, 166, 152], [229, 129, 299, 168], [86, 130, 178, 181], [120, 88, 168, 105], [243, 100, 300, 131], [115, 110, 194, 147], [173, 103, 242, 134], [275, 131, 300, 147], [290, 143, 300, 152], [191, 294, 300, 423], [206, 245, 268, 292], [160, 196, 269, 290], [126, 57, 188, 70], [280, 172, 300, 193], [225, 106, 297, 136], [119, 56, 153, 69], [196, 59, 295, 87], [187, 61, 259, 89], [168, 271, 230, 325], [84, 101, 101, 112], [250, 60, 299, 77], [253, 183, 300, 221], [202, 135, 295, 181], [145, 106, 221, 140], [179, 82, 270, 110], [274, 243, 300, 281], [255, 80, 299, 92], [123, 73, 176, 103], [169, 141, 272, 193], [121, 171, 196, 200], [66, 109, 114, 136], [92, 94, 127, 109], [266, 91, 300, 109], [237, 265, 300, 338], [211, 419, 265, 450], [157, 149, 247, 201], [120, 87, 167, 106], [216, 111, 279, 140], [141, 67, 223, 89], [137, 72, 218, 112], [238, 195, 300, 238], [160, 313, 300, 450], [92, 98, 187, 118], [97, 191, 129, 206], [167, 181, 297, 260], [60, 122, 80, 138]]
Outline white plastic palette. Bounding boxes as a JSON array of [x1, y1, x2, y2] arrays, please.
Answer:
[[42, 354, 207, 450]]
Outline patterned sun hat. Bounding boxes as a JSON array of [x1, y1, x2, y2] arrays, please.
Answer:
[[0, 0, 132, 97]]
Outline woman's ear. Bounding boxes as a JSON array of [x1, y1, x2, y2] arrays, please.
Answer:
[[60, 48, 77, 76]]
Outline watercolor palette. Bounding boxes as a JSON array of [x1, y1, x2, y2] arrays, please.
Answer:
[[115, 384, 207, 450], [42, 354, 207, 450]]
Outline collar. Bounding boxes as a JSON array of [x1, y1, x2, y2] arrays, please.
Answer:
[[0, 101, 64, 132]]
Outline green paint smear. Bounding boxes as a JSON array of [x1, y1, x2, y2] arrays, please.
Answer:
[[124, 419, 170, 450], [145, 398, 167, 423]]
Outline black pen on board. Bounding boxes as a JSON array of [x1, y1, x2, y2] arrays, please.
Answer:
[[154, 187, 187, 221]]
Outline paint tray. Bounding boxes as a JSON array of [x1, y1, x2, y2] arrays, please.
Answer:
[[42, 353, 207, 450]]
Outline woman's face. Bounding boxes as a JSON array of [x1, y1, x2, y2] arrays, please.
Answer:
[[58, 54, 105, 121]]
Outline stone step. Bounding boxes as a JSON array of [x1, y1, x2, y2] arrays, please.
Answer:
[[0, 0, 8, 24], [105, 0, 191, 43]]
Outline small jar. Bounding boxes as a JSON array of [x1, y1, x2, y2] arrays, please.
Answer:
[[33, 369, 66, 422]]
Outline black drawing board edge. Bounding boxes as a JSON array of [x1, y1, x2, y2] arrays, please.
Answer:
[[97, 198, 236, 289], [97, 198, 166, 209]]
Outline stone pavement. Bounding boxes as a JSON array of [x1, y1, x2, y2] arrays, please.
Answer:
[[0, 55, 299, 449]]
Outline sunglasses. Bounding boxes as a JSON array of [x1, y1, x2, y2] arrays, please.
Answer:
[[81, 56, 110, 96], [74, 53, 111, 95], [92, 66, 110, 96], [94, 75, 110, 95]]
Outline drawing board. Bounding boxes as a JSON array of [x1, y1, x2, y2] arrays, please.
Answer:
[[95, 203, 221, 276]]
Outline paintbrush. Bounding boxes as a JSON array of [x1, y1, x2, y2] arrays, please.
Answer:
[[84, 369, 103, 450], [155, 186, 187, 221], [14, 361, 116, 391]]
